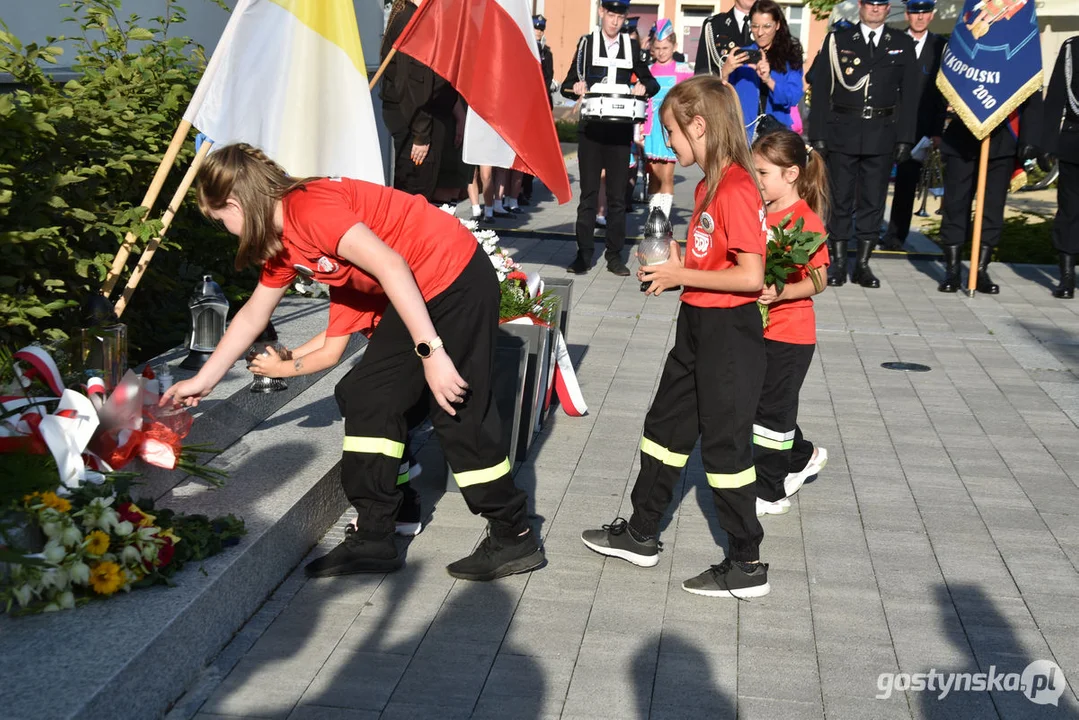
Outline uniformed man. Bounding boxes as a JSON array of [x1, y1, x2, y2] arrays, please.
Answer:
[[880, 0, 946, 251], [626, 17, 650, 65], [520, 14, 557, 207], [936, 98, 1042, 294], [694, 0, 754, 76], [808, 0, 919, 288], [1043, 35, 1079, 299], [561, 0, 659, 276]]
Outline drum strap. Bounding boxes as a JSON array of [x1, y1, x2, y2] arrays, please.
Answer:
[[590, 29, 633, 85]]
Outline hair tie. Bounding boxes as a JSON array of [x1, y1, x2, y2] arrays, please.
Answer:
[[805, 143, 814, 155]]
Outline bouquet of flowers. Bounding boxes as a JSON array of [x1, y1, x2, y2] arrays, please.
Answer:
[[471, 227, 559, 324], [760, 215, 828, 328], [0, 346, 243, 614]]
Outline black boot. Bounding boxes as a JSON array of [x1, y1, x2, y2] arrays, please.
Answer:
[[975, 245, 999, 294], [827, 240, 847, 286], [850, 240, 880, 288], [1053, 253, 1075, 299], [937, 245, 962, 293]]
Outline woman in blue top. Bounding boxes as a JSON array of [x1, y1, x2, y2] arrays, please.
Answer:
[[719, 0, 804, 141]]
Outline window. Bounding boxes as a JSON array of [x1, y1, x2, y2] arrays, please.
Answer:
[[782, 3, 811, 49]]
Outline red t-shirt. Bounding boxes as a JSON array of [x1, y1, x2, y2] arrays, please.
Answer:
[[763, 199, 829, 345], [680, 165, 767, 309], [259, 178, 475, 329]]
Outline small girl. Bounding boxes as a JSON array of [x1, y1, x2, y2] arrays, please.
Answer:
[[751, 129, 830, 517], [581, 76, 771, 598], [163, 144, 544, 582], [641, 19, 693, 221]]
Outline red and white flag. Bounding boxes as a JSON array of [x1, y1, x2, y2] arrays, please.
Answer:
[[393, 0, 572, 203]]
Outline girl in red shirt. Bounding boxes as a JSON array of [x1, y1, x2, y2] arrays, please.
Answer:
[[163, 144, 543, 582], [750, 129, 831, 517], [581, 76, 772, 599]]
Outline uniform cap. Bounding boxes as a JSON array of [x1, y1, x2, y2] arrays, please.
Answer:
[[860, 0, 891, 5], [905, 0, 935, 11], [624, 16, 640, 31], [601, 0, 629, 14], [533, 14, 547, 29]]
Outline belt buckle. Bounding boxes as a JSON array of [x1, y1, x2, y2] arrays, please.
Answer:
[[861, 106, 874, 119]]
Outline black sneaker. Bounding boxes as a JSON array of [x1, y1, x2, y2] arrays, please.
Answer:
[[395, 481, 423, 537], [567, 256, 590, 274], [607, 258, 631, 277], [446, 529, 546, 581], [580, 518, 659, 567], [304, 532, 402, 578], [682, 558, 770, 598]]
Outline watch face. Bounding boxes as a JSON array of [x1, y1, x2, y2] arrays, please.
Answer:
[[416, 342, 432, 358]]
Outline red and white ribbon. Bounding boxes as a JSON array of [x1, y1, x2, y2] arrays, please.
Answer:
[[502, 316, 587, 418], [13, 346, 66, 397]]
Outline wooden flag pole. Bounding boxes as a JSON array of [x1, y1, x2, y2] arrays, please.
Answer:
[[965, 137, 991, 298], [369, 48, 396, 91], [101, 120, 193, 297], [113, 139, 213, 319]]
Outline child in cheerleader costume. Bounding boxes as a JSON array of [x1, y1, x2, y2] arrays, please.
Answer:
[[246, 295, 428, 537], [581, 76, 772, 598], [750, 129, 831, 518], [163, 144, 544, 581], [641, 19, 693, 221]]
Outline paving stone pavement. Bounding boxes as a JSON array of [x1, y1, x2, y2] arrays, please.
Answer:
[[172, 163, 1078, 720]]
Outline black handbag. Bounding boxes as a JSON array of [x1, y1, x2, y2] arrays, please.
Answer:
[[753, 76, 788, 140]]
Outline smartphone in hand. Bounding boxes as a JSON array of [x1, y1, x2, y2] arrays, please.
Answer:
[[739, 47, 763, 65]]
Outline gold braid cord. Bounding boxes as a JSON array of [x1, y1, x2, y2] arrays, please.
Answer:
[[936, 59, 1043, 140]]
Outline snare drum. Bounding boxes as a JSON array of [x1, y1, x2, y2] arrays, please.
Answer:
[[581, 92, 646, 124]]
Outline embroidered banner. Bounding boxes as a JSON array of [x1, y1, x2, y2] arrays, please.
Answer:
[[936, 0, 1042, 139]]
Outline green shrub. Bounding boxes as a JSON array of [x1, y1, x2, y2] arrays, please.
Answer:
[[555, 118, 578, 144], [0, 0, 254, 360]]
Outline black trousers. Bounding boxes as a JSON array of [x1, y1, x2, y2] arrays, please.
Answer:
[[576, 122, 632, 263], [883, 158, 922, 244], [334, 247, 529, 538], [385, 108, 450, 200], [753, 340, 815, 503], [827, 151, 892, 243], [788, 426, 815, 474], [1054, 160, 1079, 254], [628, 303, 766, 562], [939, 153, 1011, 249]]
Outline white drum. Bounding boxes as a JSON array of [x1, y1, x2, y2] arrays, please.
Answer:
[[581, 92, 646, 124]]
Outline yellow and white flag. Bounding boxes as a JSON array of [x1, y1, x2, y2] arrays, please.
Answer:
[[184, 0, 384, 184]]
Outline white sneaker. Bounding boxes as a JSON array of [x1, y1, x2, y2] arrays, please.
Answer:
[[756, 497, 791, 517], [784, 447, 828, 498], [595, 215, 607, 228]]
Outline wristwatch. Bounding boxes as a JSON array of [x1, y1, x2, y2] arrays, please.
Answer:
[[414, 336, 444, 359]]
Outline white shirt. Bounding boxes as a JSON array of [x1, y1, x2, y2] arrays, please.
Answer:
[[860, 23, 883, 46], [908, 29, 928, 59], [733, 7, 749, 36], [603, 32, 621, 57]]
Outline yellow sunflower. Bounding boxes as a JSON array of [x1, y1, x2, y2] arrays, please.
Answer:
[[85, 530, 110, 556], [89, 561, 125, 596]]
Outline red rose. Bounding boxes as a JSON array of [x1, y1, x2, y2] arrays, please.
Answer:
[[116, 502, 143, 524], [155, 537, 175, 568]]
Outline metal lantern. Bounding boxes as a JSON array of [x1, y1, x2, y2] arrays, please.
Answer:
[[638, 206, 673, 292], [180, 275, 229, 370], [246, 322, 288, 393]]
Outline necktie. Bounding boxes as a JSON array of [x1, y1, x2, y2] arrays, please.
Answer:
[[741, 16, 750, 44], [868, 30, 877, 58]]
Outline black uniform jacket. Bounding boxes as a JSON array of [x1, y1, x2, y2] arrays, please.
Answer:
[[693, 9, 752, 76], [941, 92, 1043, 161], [911, 32, 947, 140], [540, 42, 555, 108], [808, 25, 920, 155], [1043, 36, 1079, 163], [560, 33, 660, 100], [380, 4, 456, 143]]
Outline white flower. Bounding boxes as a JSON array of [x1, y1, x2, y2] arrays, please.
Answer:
[[58, 591, 76, 610], [136, 526, 158, 542], [41, 521, 62, 539], [70, 561, 91, 585], [141, 543, 159, 563], [120, 545, 142, 566], [13, 584, 34, 608], [43, 602, 61, 613], [114, 520, 135, 537], [61, 523, 83, 548], [43, 539, 68, 565], [41, 567, 70, 591]]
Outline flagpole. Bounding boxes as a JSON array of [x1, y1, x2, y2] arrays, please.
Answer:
[[369, 49, 396, 90], [113, 139, 213, 319], [965, 137, 991, 298], [101, 120, 192, 297]]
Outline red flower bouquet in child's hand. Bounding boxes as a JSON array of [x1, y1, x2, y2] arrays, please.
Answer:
[[760, 214, 828, 328]]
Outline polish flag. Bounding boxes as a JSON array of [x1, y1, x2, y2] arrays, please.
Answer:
[[393, 0, 572, 203]]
